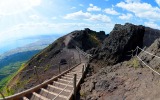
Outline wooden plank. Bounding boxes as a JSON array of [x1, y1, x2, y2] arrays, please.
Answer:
[[41, 88, 67, 99], [53, 81, 73, 87], [67, 72, 82, 75], [23, 97, 29, 100], [69, 71, 82, 74], [67, 73, 82, 77], [61, 76, 73, 80], [64, 74, 81, 79], [58, 78, 72, 83], [61, 76, 80, 80], [48, 84, 71, 92], [33, 92, 50, 100]]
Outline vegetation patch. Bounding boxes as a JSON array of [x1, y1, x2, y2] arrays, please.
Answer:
[[0, 62, 26, 97], [129, 57, 140, 69]]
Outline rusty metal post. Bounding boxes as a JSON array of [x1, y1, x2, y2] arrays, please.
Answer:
[[73, 74, 77, 100], [34, 66, 40, 84]]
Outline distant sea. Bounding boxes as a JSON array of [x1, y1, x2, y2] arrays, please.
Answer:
[[0, 39, 37, 54], [0, 34, 62, 54]]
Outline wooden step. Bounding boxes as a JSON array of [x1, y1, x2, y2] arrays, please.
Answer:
[[61, 76, 73, 80], [66, 73, 82, 77], [58, 78, 73, 83], [48, 84, 71, 92], [61, 76, 79, 80], [53, 81, 73, 87], [56, 79, 73, 86], [52, 81, 73, 91], [64, 74, 81, 79], [41, 88, 68, 99], [40, 87, 56, 99], [67, 71, 82, 74], [69, 71, 82, 74], [31, 92, 50, 100]]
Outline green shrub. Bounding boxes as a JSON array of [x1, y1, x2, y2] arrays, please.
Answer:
[[130, 57, 139, 69]]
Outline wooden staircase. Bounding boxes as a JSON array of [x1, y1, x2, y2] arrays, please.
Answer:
[[2, 63, 87, 100]]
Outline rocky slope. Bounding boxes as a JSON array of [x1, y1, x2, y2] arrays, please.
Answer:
[[80, 38, 160, 100], [80, 23, 160, 100]]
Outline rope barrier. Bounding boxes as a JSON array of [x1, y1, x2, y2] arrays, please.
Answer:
[[52, 79, 73, 100], [137, 55, 160, 76], [137, 46, 160, 59]]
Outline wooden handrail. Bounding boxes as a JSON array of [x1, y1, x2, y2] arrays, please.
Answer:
[[0, 63, 80, 100]]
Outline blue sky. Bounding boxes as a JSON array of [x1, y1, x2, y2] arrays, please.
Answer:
[[0, 0, 160, 53]]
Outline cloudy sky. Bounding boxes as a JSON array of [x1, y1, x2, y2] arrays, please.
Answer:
[[0, 0, 160, 53]]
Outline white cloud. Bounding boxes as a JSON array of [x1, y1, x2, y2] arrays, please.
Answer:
[[87, 14, 111, 23], [87, 4, 101, 12], [104, 8, 119, 15], [144, 21, 160, 29], [119, 13, 133, 20], [116, 2, 160, 21], [64, 11, 91, 20], [156, 0, 160, 6], [0, 0, 41, 16], [63, 10, 111, 23], [0, 22, 113, 46]]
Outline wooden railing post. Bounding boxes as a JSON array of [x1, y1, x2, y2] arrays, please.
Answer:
[[88, 55, 90, 64], [34, 66, 40, 84], [73, 74, 77, 100], [0, 91, 5, 100], [82, 65, 84, 74]]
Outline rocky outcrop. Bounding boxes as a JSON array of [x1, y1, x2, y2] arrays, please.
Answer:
[[68, 28, 107, 51], [139, 38, 160, 70], [143, 27, 160, 47], [91, 23, 145, 65]]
